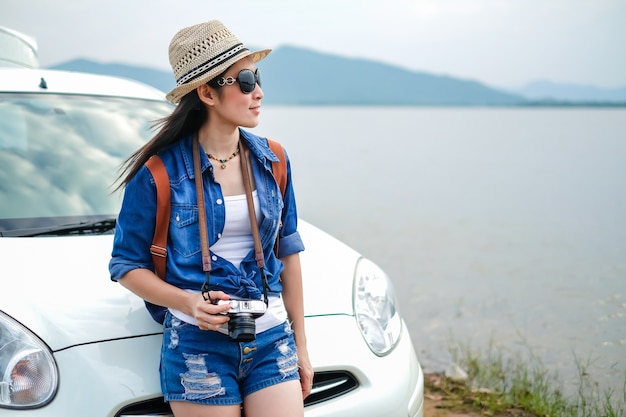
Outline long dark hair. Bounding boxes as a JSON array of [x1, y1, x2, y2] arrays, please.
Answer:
[[114, 90, 206, 191]]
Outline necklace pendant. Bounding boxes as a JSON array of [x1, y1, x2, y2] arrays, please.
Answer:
[[220, 163, 227, 169]]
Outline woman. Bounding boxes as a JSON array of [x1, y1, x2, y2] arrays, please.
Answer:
[[109, 20, 313, 417]]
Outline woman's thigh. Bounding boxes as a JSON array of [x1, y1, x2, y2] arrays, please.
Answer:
[[243, 380, 304, 417], [170, 401, 241, 417]]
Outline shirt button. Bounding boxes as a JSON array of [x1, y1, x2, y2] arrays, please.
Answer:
[[212, 255, 217, 261], [216, 199, 223, 205], [217, 233, 222, 239]]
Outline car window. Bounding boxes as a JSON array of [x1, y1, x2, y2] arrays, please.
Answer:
[[0, 93, 172, 234]]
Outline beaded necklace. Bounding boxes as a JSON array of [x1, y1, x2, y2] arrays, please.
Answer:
[[206, 145, 240, 169]]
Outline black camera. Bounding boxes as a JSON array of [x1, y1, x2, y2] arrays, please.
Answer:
[[218, 299, 267, 342]]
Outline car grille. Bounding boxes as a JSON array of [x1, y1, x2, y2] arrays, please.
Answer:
[[115, 371, 358, 416], [304, 370, 359, 406], [116, 398, 172, 417]]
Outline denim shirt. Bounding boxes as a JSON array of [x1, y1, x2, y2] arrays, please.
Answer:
[[109, 129, 304, 301]]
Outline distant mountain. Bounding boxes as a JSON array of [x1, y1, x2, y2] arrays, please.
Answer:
[[258, 45, 524, 106], [49, 45, 526, 106], [517, 80, 626, 103], [47, 46, 624, 106]]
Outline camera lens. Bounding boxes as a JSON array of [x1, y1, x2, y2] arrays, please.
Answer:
[[228, 313, 256, 342]]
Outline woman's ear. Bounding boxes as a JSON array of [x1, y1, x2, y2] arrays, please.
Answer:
[[197, 84, 217, 106]]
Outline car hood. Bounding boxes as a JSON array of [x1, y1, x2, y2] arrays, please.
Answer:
[[0, 221, 359, 351]]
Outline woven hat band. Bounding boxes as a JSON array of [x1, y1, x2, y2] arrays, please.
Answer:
[[176, 44, 247, 86]]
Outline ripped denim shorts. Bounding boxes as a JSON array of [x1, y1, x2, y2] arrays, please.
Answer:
[[160, 311, 300, 405]]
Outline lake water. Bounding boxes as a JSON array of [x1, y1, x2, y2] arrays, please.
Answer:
[[252, 107, 626, 396]]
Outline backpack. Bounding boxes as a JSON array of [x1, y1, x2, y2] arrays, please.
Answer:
[[143, 139, 287, 323]]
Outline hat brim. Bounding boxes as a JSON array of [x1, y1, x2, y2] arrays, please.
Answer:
[[166, 48, 271, 104]]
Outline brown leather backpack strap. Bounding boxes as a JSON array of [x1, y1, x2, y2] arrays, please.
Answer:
[[267, 138, 287, 197], [145, 155, 170, 280], [267, 138, 288, 257]]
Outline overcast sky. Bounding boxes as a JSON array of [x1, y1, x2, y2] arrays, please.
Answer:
[[3, 0, 626, 89]]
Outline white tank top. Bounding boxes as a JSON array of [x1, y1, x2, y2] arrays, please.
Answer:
[[210, 191, 261, 269]]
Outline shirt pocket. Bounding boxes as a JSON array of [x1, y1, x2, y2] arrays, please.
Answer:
[[170, 205, 201, 257]]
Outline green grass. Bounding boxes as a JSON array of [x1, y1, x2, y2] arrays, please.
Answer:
[[443, 340, 626, 417]]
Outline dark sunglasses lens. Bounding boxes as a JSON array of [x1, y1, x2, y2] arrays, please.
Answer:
[[238, 69, 260, 94]]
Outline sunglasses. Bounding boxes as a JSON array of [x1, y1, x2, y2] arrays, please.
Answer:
[[209, 68, 262, 94]]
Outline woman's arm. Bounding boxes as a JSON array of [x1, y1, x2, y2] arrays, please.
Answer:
[[118, 269, 231, 331], [280, 253, 314, 399]]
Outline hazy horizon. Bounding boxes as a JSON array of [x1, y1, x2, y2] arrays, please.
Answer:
[[3, 0, 626, 90]]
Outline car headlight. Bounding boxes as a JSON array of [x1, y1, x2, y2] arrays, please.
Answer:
[[353, 258, 403, 356], [0, 312, 58, 409]]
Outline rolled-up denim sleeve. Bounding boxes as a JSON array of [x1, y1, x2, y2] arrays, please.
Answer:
[[277, 147, 305, 259], [277, 230, 305, 258], [109, 166, 157, 281]]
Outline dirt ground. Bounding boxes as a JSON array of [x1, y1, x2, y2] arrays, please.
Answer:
[[423, 373, 536, 417], [424, 381, 483, 417], [424, 395, 484, 417], [424, 372, 480, 417]]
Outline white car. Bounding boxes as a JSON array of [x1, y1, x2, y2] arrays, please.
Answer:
[[0, 33, 424, 416]]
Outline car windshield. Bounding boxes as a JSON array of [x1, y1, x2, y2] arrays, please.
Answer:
[[0, 93, 173, 236]]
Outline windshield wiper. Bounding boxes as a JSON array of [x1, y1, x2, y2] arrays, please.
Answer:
[[1, 218, 117, 237]]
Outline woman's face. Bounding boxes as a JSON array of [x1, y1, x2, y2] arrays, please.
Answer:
[[207, 56, 264, 129]]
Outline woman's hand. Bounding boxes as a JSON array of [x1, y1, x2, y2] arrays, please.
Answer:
[[297, 346, 314, 399], [192, 290, 231, 331]]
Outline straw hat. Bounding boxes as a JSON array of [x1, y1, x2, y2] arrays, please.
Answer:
[[165, 20, 271, 103]]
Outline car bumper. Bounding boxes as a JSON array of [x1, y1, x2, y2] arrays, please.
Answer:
[[304, 314, 423, 417], [1, 317, 422, 417]]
